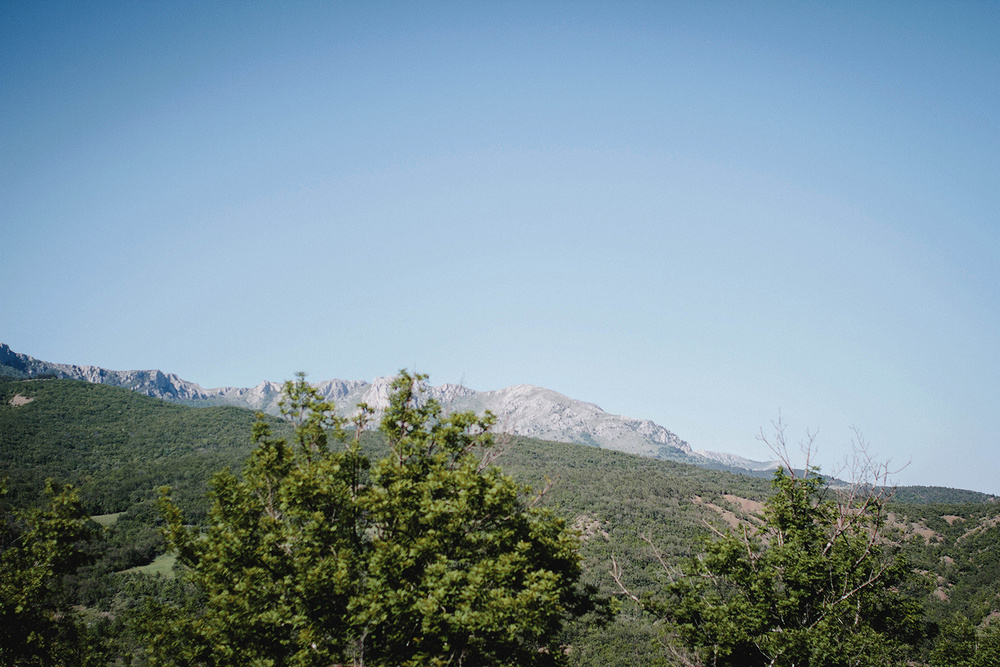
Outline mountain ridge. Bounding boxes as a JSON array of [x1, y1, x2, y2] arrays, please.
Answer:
[[0, 343, 777, 471]]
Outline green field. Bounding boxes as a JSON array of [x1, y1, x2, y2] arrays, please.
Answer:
[[91, 512, 122, 527], [121, 552, 176, 578]]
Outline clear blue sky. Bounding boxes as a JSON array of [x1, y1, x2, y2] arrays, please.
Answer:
[[2, 1, 997, 493]]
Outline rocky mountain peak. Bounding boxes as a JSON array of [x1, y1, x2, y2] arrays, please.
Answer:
[[0, 343, 776, 471]]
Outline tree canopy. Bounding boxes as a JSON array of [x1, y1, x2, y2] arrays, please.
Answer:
[[148, 371, 586, 666], [5, 376, 1000, 665], [616, 429, 922, 667], [1, 481, 100, 665]]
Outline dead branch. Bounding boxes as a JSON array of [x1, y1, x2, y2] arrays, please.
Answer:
[[610, 553, 644, 605], [656, 633, 706, 667], [757, 412, 818, 478], [528, 475, 556, 508]]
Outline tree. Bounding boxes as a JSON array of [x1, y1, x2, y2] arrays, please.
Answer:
[[929, 616, 1000, 667], [147, 372, 367, 665], [356, 372, 584, 666], [614, 421, 920, 667], [1, 481, 99, 665], [149, 371, 585, 666]]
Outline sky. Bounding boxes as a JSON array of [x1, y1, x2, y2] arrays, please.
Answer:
[[2, 1, 998, 494]]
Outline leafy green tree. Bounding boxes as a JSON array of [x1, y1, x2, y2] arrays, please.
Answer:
[[356, 372, 584, 666], [1, 481, 99, 665], [929, 616, 1000, 667], [616, 426, 920, 667], [147, 373, 367, 665], [149, 371, 584, 666]]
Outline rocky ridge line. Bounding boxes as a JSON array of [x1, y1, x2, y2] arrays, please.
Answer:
[[0, 343, 777, 470]]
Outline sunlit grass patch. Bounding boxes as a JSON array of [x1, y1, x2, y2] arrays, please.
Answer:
[[91, 512, 123, 527], [121, 552, 176, 578]]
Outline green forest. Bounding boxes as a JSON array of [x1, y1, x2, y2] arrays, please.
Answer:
[[2, 375, 998, 666]]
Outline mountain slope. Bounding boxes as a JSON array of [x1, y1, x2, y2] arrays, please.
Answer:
[[0, 343, 776, 469], [0, 375, 292, 514], [3, 373, 998, 666]]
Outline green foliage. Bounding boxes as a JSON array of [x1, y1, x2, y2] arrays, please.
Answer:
[[0, 376, 291, 515], [148, 371, 586, 666], [639, 467, 919, 667], [7, 375, 1000, 665], [886, 500, 1000, 662], [0, 481, 101, 665], [891, 486, 997, 504], [928, 615, 1000, 667]]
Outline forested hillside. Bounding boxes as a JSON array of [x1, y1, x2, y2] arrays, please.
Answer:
[[2, 376, 998, 665], [1, 376, 292, 516]]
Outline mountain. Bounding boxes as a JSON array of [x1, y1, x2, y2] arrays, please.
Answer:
[[1, 343, 210, 400], [0, 375, 292, 514], [0, 343, 777, 470], [4, 373, 998, 667]]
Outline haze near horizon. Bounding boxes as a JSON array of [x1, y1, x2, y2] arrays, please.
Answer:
[[2, 2, 997, 494]]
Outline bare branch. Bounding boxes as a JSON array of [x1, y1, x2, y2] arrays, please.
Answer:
[[641, 532, 675, 575], [528, 475, 557, 508], [610, 553, 643, 605], [656, 633, 706, 667]]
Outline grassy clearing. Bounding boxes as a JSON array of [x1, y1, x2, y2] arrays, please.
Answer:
[[122, 552, 176, 578], [91, 512, 123, 527]]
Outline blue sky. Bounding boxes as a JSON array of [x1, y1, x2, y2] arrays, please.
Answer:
[[2, 1, 998, 493]]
